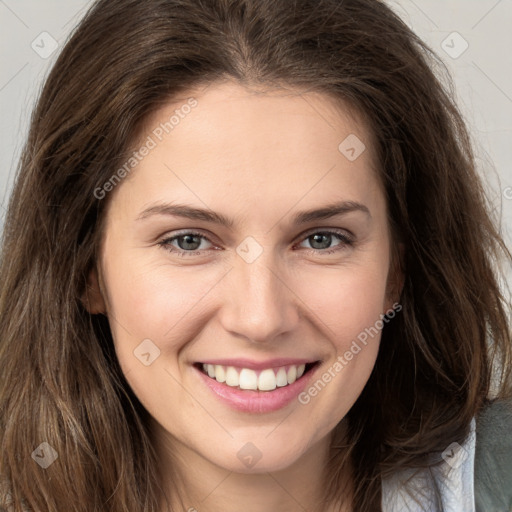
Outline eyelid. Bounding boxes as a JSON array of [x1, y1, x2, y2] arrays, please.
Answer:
[[158, 226, 354, 245], [158, 229, 218, 249], [157, 226, 355, 256], [297, 226, 355, 242]]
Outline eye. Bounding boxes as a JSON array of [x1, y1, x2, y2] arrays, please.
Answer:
[[158, 231, 216, 255], [157, 229, 354, 257], [296, 230, 354, 254]]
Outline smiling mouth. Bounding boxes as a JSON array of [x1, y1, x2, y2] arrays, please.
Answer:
[[194, 361, 319, 392]]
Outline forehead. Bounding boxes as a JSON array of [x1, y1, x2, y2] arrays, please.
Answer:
[[108, 80, 385, 222], [139, 80, 376, 162]]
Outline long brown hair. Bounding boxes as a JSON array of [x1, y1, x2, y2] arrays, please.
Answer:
[[1, 0, 511, 510]]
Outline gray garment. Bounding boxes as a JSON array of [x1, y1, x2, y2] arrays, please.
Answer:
[[474, 397, 512, 512], [382, 419, 476, 511], [382, 397, 512, 512]]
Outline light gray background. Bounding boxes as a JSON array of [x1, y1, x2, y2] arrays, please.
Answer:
[[1, 0, 511, 286]]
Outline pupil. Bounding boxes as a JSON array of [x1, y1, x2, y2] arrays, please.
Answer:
[[179, 235, 200, 250], [311, 233, 331, 249]]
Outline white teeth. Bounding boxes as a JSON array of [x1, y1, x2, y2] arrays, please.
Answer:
[[276, 367, 288, 387], [239, 369, 258, 390], [287, 365, 297, 385], [258, 369, 277, 391], [200, 363, 312, 391], [215, 365, 226, 383], [225, 366, 239, 387]]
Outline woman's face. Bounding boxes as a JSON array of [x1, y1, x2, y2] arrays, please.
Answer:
[[92, 81, 399, 474]]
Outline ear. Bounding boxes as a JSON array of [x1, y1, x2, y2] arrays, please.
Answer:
[[82, 265, 107, 315], [385, 242, 405, 311]]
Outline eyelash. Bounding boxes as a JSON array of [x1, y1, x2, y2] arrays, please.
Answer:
[[157, 229, 355, 257]]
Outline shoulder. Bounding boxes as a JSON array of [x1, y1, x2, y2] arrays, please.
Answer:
[[474, 396, 512, 512]]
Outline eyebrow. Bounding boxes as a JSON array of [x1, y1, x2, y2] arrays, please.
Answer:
[[136, 200, 371, 227]]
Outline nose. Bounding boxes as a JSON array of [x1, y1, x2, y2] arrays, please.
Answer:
[[218, 246, 300, 345]]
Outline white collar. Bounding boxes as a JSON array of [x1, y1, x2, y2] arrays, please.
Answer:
[[381, 417, 476, 511]]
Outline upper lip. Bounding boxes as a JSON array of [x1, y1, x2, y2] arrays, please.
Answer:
[[196, 358, 318, 370]]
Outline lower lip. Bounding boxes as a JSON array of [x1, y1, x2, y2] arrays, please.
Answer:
[[194, 364, 318, 413]]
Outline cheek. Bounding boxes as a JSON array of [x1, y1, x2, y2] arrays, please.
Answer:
[[292, 259, 390, 341], [103, 242, 390, 356], [100, 255, 213, 419], [291, 266, 387, 439], [101, 251, 225, 356]]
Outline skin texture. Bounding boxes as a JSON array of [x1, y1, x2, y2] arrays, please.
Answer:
[[87, 81, 402, 511]]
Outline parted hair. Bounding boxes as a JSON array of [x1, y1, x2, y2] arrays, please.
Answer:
[[1, 0, 511, 510]]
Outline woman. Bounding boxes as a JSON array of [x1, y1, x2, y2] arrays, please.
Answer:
[[1, 0, 511, 510]]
